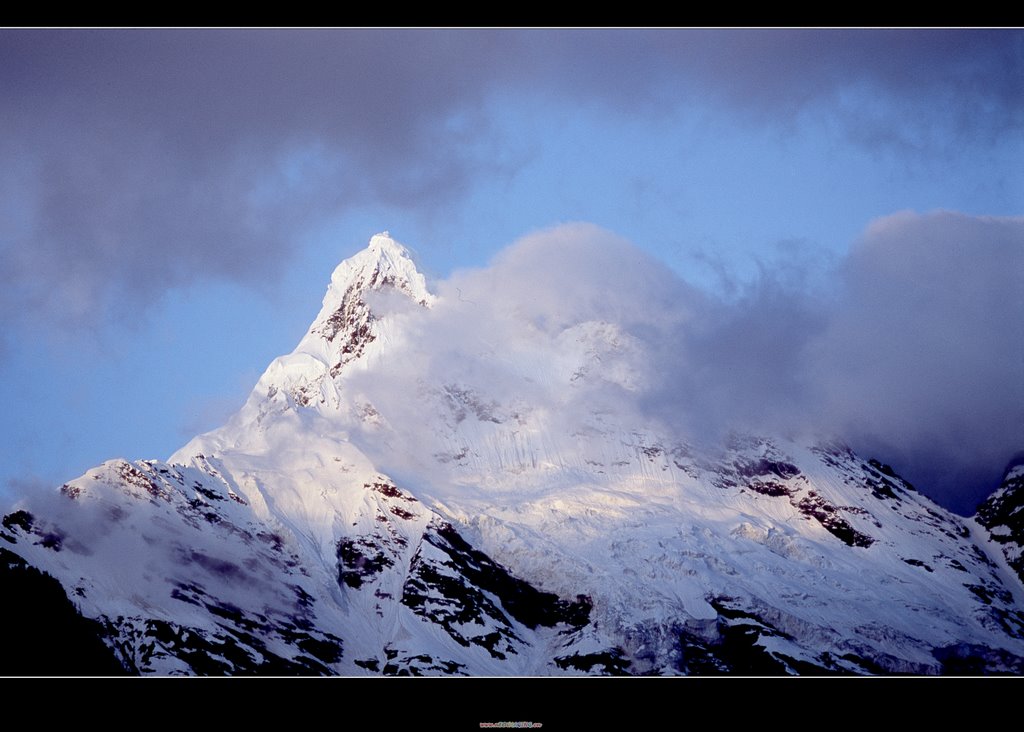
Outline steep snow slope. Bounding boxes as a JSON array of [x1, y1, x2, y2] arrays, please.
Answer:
[[4, 232, 1024, 675], [977, 461, 1024, 588]]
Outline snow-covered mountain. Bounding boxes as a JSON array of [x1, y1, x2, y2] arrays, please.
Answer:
[[4, 232, 1024, 675]]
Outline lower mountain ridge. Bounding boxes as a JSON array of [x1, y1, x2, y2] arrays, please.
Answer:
[[4, 233, 1024, 675]]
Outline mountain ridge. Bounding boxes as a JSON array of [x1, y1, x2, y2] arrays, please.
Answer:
[[4, 232, 1024, 675]]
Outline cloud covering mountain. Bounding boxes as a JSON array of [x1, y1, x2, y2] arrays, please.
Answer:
[[345, 217, 1023, 512]]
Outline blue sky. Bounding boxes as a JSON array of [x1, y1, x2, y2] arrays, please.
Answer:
[[0, 29, 1021, 513]]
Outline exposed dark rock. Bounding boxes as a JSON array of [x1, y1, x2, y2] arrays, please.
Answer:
[[554, 648, 632, 675], [388, 506, 417, 521], [425, 520, 592, 631], [735, 458, 801, 481], [382, 654, 466, 676], [976, 465, 1024, 585], [965, 583, 1013, 607], [2, 510, 34, 534], [378, 643, 465, 676], [192, 482, 225, 502], [60, 483, 82, 499], [170, 582, 205, 607], [987, 607, 1024, 640], [2, 511, 67, 552], [112, 616, 338, 675], [794, 492, 875, 548], [865, 459, 916, 499], [366, 480, 416, 501], [836, 652, 889, 675], [746, 480, 793, 497], [672, 596, 844, 676], [337, 538, 394, 589], [933, 643, 1024, 674], [0, 547, 126, 676], [401, 546, 521, 659], [117, 462, 168, 501], [400, 519, 592, 660], [902, 558, 934, 572]]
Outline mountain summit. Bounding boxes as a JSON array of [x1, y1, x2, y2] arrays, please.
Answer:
[[4, 232, 1024, 675], [172, 231, 432, 462]]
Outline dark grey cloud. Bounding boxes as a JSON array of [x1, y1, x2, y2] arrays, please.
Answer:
[[808, 211, 1024, 512], [1, 29, 1020, 334], [668, 211, 1024, 513], [0, 32, 483, 326], [0, 29, 517, 331], [510, 29, 1024, 144]]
